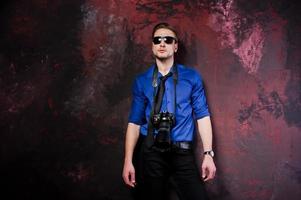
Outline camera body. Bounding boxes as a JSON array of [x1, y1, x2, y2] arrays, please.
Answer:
[[152, 111, 175, 149]]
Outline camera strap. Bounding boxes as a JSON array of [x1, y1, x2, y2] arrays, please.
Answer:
[[144, 63, 178, 149]]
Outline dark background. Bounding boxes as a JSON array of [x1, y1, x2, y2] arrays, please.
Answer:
[[1, 0, 300, 200]]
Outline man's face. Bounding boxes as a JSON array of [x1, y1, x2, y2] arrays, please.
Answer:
[[152, 28, 178, 61]]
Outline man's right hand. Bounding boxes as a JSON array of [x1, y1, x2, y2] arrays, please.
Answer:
[[122, 161, 136, 187]]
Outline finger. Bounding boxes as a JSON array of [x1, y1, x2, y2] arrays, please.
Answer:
[[202, 166, 207, 179], [208, 169, 214, 180], [130, 171, 136, 187], [123, 173, 131, 186], [203, 173, 210, 182], [126, 174, 133, 186], [212, 169, 216, 178], [207, 168, 216, 181], [130, 171, 136, 183], [203, 169, 210, 182]]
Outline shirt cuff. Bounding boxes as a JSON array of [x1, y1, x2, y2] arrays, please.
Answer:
[[194, 112, 210, 120]]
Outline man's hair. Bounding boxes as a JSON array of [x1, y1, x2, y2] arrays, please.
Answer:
[[152, 22, 178, 41]]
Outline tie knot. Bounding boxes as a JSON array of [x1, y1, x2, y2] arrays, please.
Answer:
[[160, 72, 173, 82]]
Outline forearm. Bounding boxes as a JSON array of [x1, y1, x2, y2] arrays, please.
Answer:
[[124, 123, 140, 163], [196, 116, 213, 152], [197, 116, 216, 181]]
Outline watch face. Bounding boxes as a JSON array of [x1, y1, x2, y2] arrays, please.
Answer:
[[205, 151, 214, 158]]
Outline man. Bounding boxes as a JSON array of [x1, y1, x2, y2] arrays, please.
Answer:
[[122, 22, 216, 200]]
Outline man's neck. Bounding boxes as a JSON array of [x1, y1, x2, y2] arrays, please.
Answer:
[[156, 58, 174, 76]]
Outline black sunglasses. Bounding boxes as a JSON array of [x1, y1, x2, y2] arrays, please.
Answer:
[[153, 36, 177, 45]]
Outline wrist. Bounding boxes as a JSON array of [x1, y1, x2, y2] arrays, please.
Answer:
[[124, 156, 133, 163], [203, 150, 214, 158]]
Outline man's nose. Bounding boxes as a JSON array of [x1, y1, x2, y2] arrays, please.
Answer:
[[160, 41, 166, 47]]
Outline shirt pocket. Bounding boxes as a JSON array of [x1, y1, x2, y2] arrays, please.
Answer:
[[177, 80, 192, 105], [144, 87, 155, 105], [175, 80, 192, 117]]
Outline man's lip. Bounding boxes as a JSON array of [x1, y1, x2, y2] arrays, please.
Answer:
[[158, 50, 166, 53]]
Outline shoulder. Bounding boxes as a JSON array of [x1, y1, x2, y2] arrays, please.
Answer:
[[132, 65, 155, 90]]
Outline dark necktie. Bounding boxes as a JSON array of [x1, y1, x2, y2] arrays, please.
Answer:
[[154, 72, 173, 114]]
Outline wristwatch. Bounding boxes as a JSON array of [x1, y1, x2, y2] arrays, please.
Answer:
[[204, 150, 214, 158]]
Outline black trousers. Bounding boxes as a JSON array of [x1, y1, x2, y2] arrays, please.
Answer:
[[132, 136, 209, 200]]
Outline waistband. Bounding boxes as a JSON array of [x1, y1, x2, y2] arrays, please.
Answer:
[[139, 134, 193, 150], [171, 141, 193, 150]]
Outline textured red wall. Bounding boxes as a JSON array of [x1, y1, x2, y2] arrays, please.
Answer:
[[1, 0, 300, 200]]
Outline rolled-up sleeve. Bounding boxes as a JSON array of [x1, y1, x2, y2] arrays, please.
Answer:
[[191, 72, 210, 120], [128, 77, 147, 125]]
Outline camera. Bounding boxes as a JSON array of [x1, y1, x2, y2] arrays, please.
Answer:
[[151, 111, 175, 149]]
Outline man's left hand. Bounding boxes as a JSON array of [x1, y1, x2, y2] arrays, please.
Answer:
[[201, 155, 216, 182]]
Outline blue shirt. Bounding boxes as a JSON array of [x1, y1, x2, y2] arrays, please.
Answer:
[[128, 64, 210, 142]]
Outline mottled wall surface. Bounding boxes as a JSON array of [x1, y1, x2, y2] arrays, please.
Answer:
[[0, 0, 300, 200]]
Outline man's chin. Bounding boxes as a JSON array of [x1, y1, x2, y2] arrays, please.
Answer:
[[155, 55, 170, 61]]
